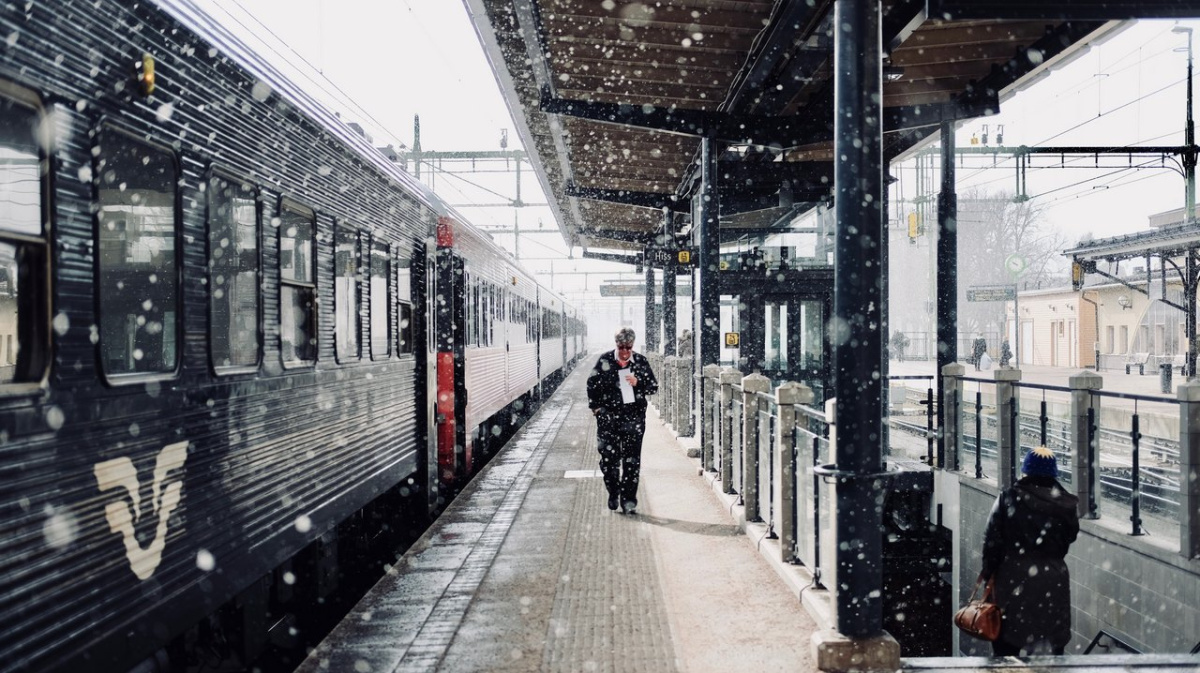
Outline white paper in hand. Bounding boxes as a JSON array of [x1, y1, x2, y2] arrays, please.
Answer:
[[618, 366, 635, 404]]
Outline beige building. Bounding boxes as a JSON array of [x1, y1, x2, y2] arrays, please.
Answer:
[[1006, 278, 1188, 371]]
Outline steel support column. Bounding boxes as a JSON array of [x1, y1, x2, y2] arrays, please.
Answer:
[[936, 120, 958, 465], [664, 262, 678, 355], [645, 264, 659, 351], [665, 209, 679, 355], [832, 0, 885, 639], [695, 137, 722, 376]]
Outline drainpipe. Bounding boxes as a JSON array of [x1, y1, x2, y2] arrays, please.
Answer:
[[1080, 290, 1100, 370]]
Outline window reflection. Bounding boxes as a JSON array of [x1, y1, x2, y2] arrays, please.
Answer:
[[96, 130, 177, 376], [370, 240, 390, 358], [397, 258, 412, 354], [280, 203, 315, 365], [335, 224, 360, 360], [208, 175, 259, 369], [0, 86, 47, 385]]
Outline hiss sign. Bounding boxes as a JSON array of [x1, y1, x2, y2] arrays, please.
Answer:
[[967, 286, 1016, 302]]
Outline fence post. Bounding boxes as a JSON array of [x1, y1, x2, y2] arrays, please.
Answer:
[[1070, 370, 1103, 520], [995, 367, 1022, 486], [742, 373, 772, 522], [675, 358, 693, 436], [941, 363, 966, 471], [777, 381, 813, 564], [1179, 378, 1200, 557], [664, 355, 677, 428], [702, 364, 722, 471], [720, 367, 741, 493]]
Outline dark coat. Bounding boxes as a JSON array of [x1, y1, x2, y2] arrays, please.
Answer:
[[586, 350, 658, 415], [981, 476, 1080, 651]]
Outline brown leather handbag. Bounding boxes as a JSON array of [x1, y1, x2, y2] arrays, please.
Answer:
[[954, 579, 1001, 641]]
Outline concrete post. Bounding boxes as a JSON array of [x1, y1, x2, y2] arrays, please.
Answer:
[[674, 358, 692, 436], [1178, 379, 1200, 557], [720, 367, 741, 493], [778, 381, 814, 564], [742, 373, 772, 522], [1070, 370, 1103, 520], [941, 363, 966, 471], [702, 364, 722, 471], [994, 367, 1022, 487]]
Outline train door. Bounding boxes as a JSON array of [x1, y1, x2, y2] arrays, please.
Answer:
[[422, 237, 440, 511], [434, 218, 467, 490]]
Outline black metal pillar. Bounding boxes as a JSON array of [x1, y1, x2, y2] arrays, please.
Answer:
[[1189, 251, 1197, 378], [664, 262, 678, 356], [664, 210, 679, 355], [832, 0, 885, 639], [936, 121, 958, 464], [695, 137, 721, 374], [645, 263, 659, 351]]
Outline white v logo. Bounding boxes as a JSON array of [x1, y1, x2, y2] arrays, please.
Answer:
[[93, 441, 188, 580]]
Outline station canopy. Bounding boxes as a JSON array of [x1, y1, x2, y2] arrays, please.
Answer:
[[461, 1, 1165, 253]]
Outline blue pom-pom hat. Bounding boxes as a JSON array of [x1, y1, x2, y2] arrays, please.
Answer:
[[1021, 446, 1058, 478]]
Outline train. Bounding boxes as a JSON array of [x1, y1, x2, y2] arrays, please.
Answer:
[[0, 1, 585, 671]]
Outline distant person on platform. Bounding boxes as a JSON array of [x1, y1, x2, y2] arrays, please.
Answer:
[[1000, 339, 1013, 368], [587, 327, 659, 514], [977, 446, 1080, 656], [973, 336, 988, 371], [677, 329, 694, 357], [890, 330, 910, 363]]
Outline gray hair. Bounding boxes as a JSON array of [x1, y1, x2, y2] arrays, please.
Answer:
[[614, 327, 636, 345]]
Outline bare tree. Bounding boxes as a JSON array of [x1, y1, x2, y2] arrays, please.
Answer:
[[956, 189, 1067, 340]]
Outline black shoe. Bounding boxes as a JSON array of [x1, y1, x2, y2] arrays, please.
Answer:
[[621, 500, 637, 515], [608, 496, 618, 511]]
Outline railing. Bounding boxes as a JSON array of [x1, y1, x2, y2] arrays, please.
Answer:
[[693, 364, 1200, 657], [649, 354, 695, 437], [940, 367, 1196, 555], [699, 368, 835, 586]]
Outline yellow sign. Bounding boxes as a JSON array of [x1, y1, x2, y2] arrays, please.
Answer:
[[677, 250, 691, 264], [719, 259, 729, 271], [724, 332, 740, 347]]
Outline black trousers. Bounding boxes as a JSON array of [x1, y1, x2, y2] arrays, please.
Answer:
[[596, 409, 647, 504]]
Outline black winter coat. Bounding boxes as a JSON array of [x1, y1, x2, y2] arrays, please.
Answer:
[[586, 350, 658, 415], [981, 476, 1080, 651]]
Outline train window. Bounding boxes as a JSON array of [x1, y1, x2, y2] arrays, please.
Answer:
[[334, 223, 360, 361], [95, 128, 179, 378], [370, 239, 390, 359], [279, 200, 316, 366], [396, 256, 413, 355], [0, 84, 49, 388], [207, 173, 259, 371]]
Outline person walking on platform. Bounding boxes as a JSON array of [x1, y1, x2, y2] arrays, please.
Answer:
[[977, 446, 1080, 656], [587, 327, 658, 514]]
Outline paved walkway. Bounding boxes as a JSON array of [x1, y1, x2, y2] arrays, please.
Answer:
[[297, 363, 817, 673]]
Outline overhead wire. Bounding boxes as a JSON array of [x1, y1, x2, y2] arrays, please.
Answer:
[[213, 0, 407, 147]]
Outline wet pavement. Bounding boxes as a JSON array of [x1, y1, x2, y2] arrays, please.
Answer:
[[296, 362, 817, 673]]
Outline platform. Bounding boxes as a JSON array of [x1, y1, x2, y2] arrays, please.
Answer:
[[296, 363, 817, 672]]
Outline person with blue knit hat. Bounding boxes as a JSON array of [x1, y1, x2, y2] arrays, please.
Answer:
[[977, 446, 1080, 657]]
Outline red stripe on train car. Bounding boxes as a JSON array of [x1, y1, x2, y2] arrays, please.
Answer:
[[436, 351, 456, 485], [436, 216, 454, 247]]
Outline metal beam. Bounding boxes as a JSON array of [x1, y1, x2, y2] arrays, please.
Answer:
[[927, 1, 1198, 20], [565, 181, 689, 212], [542, 86, 997, 146], [581, 250, 640, 265]]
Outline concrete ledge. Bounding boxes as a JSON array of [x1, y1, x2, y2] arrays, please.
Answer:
[[699, 466, 835, 631], [812, 630, 901, 673]]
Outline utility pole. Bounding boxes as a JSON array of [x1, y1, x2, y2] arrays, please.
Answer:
[[1176, 26, 1197, 379]]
